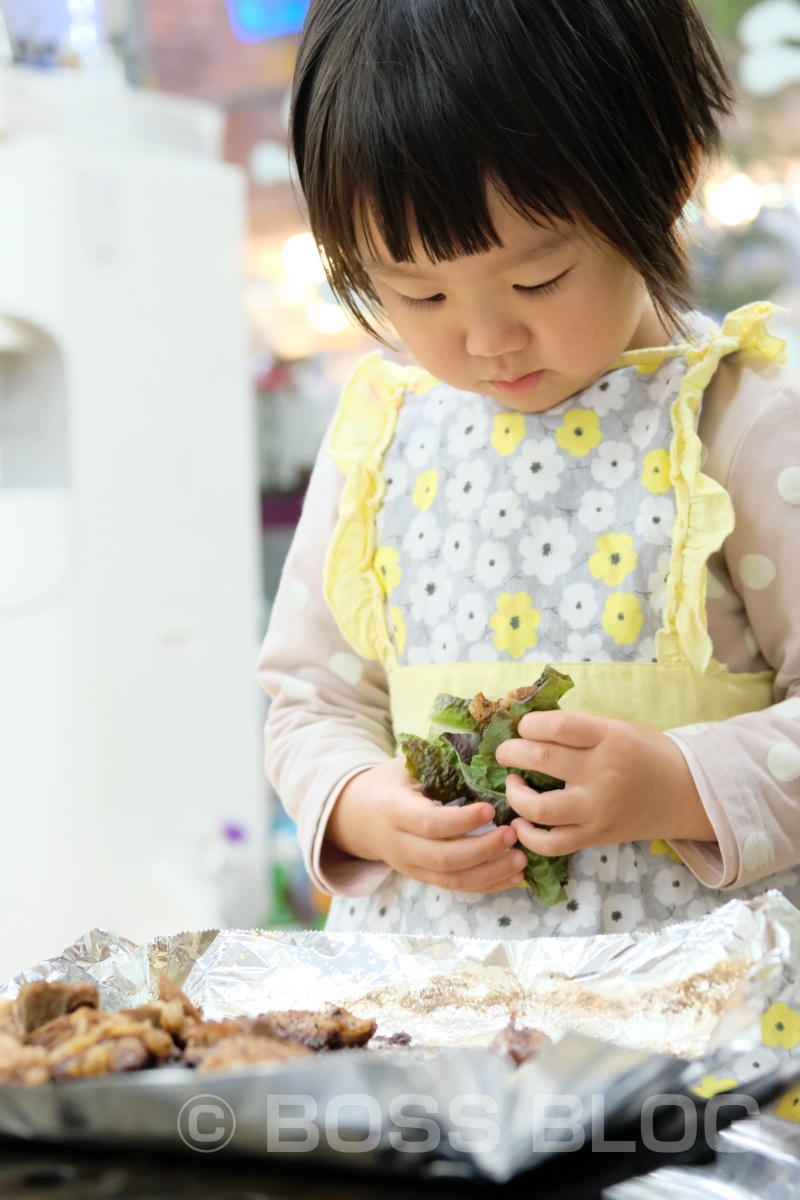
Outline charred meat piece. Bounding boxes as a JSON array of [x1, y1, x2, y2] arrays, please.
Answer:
[[15, 981, 99, 1035], [38, 1009, 177, 1082], [468, 686, 540, 726], [256, 1006, 377, 1051], [490, 1018, 551, 1065], [0, 999, 21, 1040], [196, 1036, 314, 1074], [24, 1007, 108, 1052], [158, 975, 204, 1022], [0, 1033, 50, 1086]]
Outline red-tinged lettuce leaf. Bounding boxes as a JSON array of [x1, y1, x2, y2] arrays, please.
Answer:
[[441, 730, 481, 766], [398, 733, 465, 805]]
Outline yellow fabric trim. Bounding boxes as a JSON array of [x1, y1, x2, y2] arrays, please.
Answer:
[[324, 352, 435, 666], [654, 302, 787, 672], [389, 660, 775, 738]]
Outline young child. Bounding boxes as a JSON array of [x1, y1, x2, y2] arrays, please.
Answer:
[[258, 0, 800, 942]]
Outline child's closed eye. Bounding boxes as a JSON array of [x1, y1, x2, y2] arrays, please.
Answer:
[[398, 293, 446, 310], [514, 266, 573, 296]]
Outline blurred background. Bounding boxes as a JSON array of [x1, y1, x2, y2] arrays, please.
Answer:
[[0, 0, 798, 980]]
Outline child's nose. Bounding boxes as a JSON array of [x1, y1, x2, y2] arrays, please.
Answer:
[[464, 310, 530, 359]]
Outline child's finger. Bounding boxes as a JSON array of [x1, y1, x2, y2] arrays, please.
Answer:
[[406, 824, 523, 875], [395, 795, 496, 839], [495, 737, 585, 782], [516, 710, 604, 747], [504, 772, 577, 826], [413, 847, 527, 894], [511, 816, 585, 857]]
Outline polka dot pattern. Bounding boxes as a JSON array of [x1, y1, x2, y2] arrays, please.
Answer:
[[777, 467, 800, 506], [742, 831, 771, 874], [739, 554, 777, 590], [744, 625, 759, 657], [767, 743, 800, 782], [328, 652, 364, 685]]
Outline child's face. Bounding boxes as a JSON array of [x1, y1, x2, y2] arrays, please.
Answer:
[[361, 187, 670, 412]]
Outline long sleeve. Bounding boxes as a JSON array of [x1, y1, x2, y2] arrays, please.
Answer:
[[257, 438, 395, 896], [668, 353, 800, 889]]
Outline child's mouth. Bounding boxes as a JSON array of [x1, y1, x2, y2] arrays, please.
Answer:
[[489, 370, 545, 394]]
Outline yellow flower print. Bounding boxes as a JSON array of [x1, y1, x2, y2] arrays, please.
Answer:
[[642, 449, 672, 494], [693, 1075, 737, 1100], [762, 1002, 800, 1050], [602, 593, 643, 645], [490, 592, 541, 659], [374, 546, 402, 596], [777, 1084, 800, 1122], [390, 606, 406, 657], [412, 468, 438, 512], [649, 839, 682, 863], [555, 409, 602, 458], [589, 532, 638, 587], [491, 412, 526, 456]]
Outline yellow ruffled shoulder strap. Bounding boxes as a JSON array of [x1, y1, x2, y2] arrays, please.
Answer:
[[654, 301, 787, 673], [324, 351, 435, 667]]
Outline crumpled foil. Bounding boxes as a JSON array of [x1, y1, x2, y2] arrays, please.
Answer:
[[1, 891, 799, 1184]]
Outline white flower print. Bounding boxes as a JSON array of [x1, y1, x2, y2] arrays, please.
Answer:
[[602, 893, 645, 933], [443, 911, 474, 938], [577, 489, 617, 532], [442, 522, 473, 573], [512, 437, 565, 501], [485, 894, 540, 934], [428, 620, 460, 663], [383, 458, 410, 506], [647, 551, 671, 614], [404, 424, 437, 470], [402, 511, 443, 561], [653, 864, 698, 909], [423, 886, 454, 923], [474, 540, 512, 588], [520, 516, 576, 585], [468, 641, 499, 662], [616, 843, 645, 884], [429, 384, 461, 418], [479, 489, 524, 538], [579, 845, 619, 884], [455, 592, 489, 642], [445, 459, 491, 517], [647, 358, 685, 405], [406, 643, 433, 667], [630, 407, 661, 450], [445, 403, 492, 460], [562, 632, 610, 662], [559, 582, 599, 630], [590, 441, 636, 488], [409, 563, 454, 623], [732, 1048, 779, 1082], [556, 879, 600, 934], [636, 636, 658, 664], [580, 370, 631, 417], [684, 897, 716, 922], [635, 495, 676, 546]]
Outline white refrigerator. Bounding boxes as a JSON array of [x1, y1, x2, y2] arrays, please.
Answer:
[[0, 65, 266, 982]]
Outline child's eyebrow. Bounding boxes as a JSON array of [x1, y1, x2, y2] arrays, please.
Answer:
[[365, 233, 570, 280]]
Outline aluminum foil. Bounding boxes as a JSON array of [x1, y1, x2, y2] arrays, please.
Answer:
[[1, 891, 799, 1184]]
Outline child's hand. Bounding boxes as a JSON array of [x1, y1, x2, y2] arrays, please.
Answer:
[[327, 756, 527, 893], [495, 711, 715, 856]]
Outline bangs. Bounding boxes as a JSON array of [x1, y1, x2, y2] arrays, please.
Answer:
[[292, 0, 733, 338]]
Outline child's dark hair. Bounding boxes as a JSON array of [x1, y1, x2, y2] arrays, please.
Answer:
[[291, 0, 733, 339]]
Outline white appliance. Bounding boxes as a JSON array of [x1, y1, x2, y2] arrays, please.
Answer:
[[0, 64, 266, 982]]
